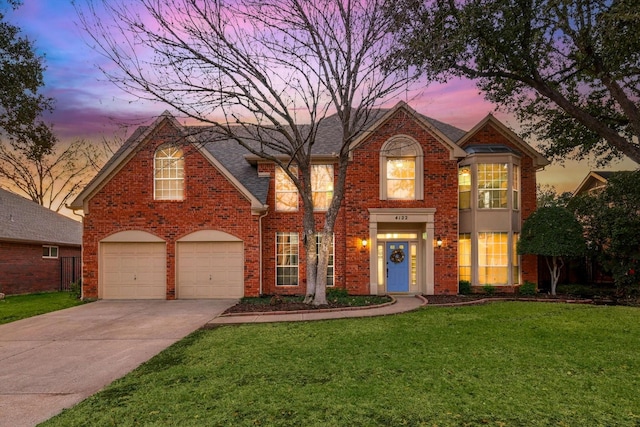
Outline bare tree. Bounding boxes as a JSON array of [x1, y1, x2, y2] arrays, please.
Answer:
[[0, 139, 103, 212], [76, 0, 417, 305]]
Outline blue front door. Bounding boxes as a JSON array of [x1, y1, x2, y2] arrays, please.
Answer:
[[386, 241, 409, 292]]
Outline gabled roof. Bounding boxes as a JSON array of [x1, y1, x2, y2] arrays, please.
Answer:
[[349, 101, 468, 158], [457, 114, 550, 169], [572, 170, 631, 196], [69, 112, 268, 213], [0, 188, 81, 246]]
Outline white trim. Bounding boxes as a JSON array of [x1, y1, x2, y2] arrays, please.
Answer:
[[368, 208, 436, 295], [177, 230, 242, 242], [101, 230, 165, 243]]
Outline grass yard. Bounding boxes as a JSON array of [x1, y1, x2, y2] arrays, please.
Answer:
[[43, 302, 640, 426], [0, 292, 85, 325]]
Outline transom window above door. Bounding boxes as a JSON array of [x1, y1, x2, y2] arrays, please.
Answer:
[[380, 136, 424, 200]]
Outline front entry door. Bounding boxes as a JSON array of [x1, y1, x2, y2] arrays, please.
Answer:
[[386, 241, 409, 292]]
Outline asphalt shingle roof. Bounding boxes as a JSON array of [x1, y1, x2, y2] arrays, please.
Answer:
[[0, 188, 82, 245]]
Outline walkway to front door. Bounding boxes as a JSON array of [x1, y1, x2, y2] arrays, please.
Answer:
[[386, 241, 409, 292]]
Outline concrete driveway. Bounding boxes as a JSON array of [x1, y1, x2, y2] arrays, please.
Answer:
[[0, 299, 235, 427]]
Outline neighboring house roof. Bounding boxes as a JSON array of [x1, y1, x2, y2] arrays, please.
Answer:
[[572, 170, 631, 196], [0, 188, 81, 246]]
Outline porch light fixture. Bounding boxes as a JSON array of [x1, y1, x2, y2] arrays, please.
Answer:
[[361, 238, 368, 248], [436, 236, 443, 248]]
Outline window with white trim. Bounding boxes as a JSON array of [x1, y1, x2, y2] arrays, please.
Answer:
[[478, 232, 508, 285], [276, 232, 298, 286], [477, 163, 508, 209], [512, 233, 520, 284], [154, 144, 184, 200], [380, 137, 423, 200], [42, 245, 59, 259], [512, 164, 520, 210], [275, 166, 298, 211], [311, 165, 334, 211], [316, 233, 335, 286], [458, 166, 471, 209], [458, 233, 471, 282]]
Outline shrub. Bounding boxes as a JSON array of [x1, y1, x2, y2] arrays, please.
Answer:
[[326, 287, 349, 300], [69, 281, 82, 300], [483, 284, 496, 295], [459, 280, 471, 295], [519, 281, 537, 296]]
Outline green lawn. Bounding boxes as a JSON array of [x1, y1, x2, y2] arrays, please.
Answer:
[[43, 302, 640, 426], [0, 292, 85, 325]]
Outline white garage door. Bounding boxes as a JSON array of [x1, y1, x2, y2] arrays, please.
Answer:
[[101, 242, 166, 299], [177, 241, 244, 299]]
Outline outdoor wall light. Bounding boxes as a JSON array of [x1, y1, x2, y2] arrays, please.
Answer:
[[436, 236, 443, 248], [361, 238, 368, 248]]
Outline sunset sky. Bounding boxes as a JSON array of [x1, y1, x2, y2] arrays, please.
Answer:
[[8, 1, 636, 194]]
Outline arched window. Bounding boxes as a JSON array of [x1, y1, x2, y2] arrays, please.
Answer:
[[380, 136, 423, 200], [154, 144, 184, 200]]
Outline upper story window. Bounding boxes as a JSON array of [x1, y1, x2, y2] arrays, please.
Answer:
[[311, 165, 334, 211], [512, 165, 520, 210], [458, 166, 471, 209], [380, 136, 424, 200], [276, 165, 334, 211], [478, 163, 508, 209], [154, 144, 184, 200], [275, 166, 298, 211]]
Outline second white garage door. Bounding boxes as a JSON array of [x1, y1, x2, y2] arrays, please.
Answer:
[[177, 241, 244, 299]]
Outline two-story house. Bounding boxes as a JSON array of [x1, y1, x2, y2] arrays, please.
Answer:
[[69, 102, 548, 299]]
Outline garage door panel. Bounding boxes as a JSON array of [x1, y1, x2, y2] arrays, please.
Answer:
[[177, 241, 243, 299], [101, 242, 166, 299]]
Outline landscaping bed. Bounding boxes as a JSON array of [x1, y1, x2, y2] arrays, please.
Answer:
[[223, 293, 392, 314]]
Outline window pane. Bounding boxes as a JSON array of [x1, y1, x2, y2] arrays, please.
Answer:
[[513, 165, 520, 210], [387, 158, 416, 199], [276, 232, 298, 286], [316, 233, 335, 286], [312, 165, 334, 210], [275, 167, 298, 211], [478, 232, 508, 285], [154, 145, 184, 200], [459, 166, 471, 209], [512, 233, 520, 284], [458, 234, 471, 282], [477, 163, 508, 209]]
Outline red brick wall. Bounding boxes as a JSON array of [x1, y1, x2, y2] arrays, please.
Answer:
[[0, 242, 80, 295], [82, 120, 261, 299], [260, 162, 347, 296], [460, 122, 540, 287], [344, 110, 460, 295]]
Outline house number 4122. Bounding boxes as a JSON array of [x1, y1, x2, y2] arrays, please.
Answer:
[[395, 215, 408, 220]]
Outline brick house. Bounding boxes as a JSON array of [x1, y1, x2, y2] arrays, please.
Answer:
[[0, 188, 82, 295], [69, 102, 548, 299]]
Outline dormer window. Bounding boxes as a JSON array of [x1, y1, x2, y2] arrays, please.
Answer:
[[380, 136, 424, 200], [154, 144, 184, 200]]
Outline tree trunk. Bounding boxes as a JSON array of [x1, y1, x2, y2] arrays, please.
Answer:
[[545, 255, 564, 296]]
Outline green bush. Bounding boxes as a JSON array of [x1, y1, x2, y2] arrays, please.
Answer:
[[459, 280, 471, 295], [326, 287, 349, 300], [68, 281, 82, 300], [483, 284, 496, 295], [519, 281, 537, 296]]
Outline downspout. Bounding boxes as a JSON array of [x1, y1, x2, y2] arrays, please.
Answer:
[[258, 209, 269, 296]]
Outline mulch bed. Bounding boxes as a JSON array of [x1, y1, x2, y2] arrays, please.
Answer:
[[223, 295, 393, 314], [223, 293, 608, 315]]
